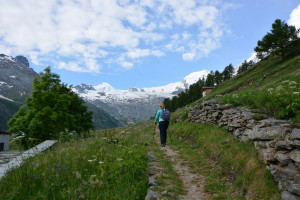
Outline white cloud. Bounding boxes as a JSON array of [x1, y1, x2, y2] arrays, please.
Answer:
[[288, 4, 300, 29], [182, 52, 196, 61], [0, 0, 227, 72], [120, 61, 134, 69], [126, 49, 164, 59]]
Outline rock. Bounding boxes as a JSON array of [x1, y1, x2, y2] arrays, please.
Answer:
[[275, 141, 293, 150], [145, 190, 160, 200], [258, 118, 291, 127], [274, 151, 291, 165], [246, 126, 290, 141], [291, 129, 300, 140], [290, 150, 300, 163], [259, 148, 276, 164], [149, 166, 161, 176], [203, 100, 218, 106], [148, 152, 157, 162], [148, 177, 157, 186], [281, 191, 300, 200], [220, 104, 235, 110], [254, 141, 267, 149], [292, 140, 300, 147], [271, 163, 300, 195]]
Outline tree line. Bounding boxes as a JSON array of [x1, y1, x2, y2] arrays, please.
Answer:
[[164, 19, 300, 112], [163, 63, 236, 112]]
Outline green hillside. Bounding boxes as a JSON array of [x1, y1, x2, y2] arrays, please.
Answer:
[[187, 54, 300, 124], [1, 53, 299, 199]]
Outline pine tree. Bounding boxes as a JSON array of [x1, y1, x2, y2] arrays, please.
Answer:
[[8, 67, 94, 147], [222, 64, 234, 81], [254, 19, 300, 59]]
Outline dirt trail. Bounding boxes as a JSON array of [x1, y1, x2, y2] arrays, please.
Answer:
[[160, 145, 210, 200]]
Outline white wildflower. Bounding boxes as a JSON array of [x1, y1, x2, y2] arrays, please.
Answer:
[[116, 158, 124, 161], [75, 171, 82, 179]]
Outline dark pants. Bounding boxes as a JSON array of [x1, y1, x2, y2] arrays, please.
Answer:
[[159, 121, 169, 145]]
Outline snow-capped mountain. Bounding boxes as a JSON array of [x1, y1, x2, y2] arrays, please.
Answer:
[[0, 54, 123, 130], [73, 70, 209, 124], [0, 54, 38, 130]]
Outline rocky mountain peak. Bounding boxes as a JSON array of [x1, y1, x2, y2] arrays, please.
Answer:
[[74, 84, 95, 93], [14, 55, 29, 67]]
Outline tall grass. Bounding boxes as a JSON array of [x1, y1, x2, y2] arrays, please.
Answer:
[[168, 122, 280, 200], [220, 80, 300, 122], [0, 128, 148, 200]]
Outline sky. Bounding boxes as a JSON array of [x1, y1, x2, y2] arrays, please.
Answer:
[[0, 0, 300, 90]]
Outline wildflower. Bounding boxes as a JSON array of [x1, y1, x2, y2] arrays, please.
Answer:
[[289, 81, 297, 86], [102, 137, 108, 140], [293, 92, 299, 95], [116, 158, 124, 161], [88, 159, 97, 162], [276, 85, 283, 91], [99, 161, 104, 164], [75, 171, 82, 179], [282, 80, 289, 83], [89, 175, 100, 186]]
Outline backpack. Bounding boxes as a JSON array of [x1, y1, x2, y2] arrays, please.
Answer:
[[161, 109, 171, 121]]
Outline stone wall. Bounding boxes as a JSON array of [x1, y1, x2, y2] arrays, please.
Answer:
[[188, 100, 300, 200]]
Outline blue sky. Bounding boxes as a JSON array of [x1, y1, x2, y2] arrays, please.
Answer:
[[0, 0, 300, 89]]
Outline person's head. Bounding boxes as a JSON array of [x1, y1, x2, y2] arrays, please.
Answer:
[[160, 104, 165, 109]]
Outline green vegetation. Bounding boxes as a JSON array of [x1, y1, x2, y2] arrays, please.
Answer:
[[168, 122, 280, 200], [220, 80, 299, 121], [0, 126, 149, 200], [255, 19, 300, 59], [1, 120, 281, 199], [8, 67, 93, 148]]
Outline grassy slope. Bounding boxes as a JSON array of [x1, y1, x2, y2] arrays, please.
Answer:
[[207, 55, 300, 100]]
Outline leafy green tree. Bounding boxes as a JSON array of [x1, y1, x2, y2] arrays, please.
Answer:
[[8, 67, 93, 147], [254, 19, 300, 58]]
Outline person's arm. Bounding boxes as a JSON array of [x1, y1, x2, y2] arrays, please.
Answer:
[[155, 109, 161, 123]]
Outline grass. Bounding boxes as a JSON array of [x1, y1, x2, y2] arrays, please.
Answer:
[[0, 121, 187, 200], [0, 126, 149, 200], [168, 122, 281, 200], [193, 54, 300, 123]]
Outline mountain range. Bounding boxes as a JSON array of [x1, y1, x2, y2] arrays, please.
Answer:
[[0, 54, 209, 130], [73, 70, 209, 124]]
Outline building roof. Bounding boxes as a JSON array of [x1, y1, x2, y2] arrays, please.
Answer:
[[0, 131, 11, 135]]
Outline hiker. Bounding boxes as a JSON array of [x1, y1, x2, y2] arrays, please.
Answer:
[[154, 104, 170, 147]]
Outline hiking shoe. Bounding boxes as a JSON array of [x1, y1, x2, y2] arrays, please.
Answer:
[[161, 144, 166, 147]]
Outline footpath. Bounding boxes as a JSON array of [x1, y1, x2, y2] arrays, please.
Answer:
[[146, 136, 210, 200]]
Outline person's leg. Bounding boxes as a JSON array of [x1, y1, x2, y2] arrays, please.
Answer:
[[159, 121, 167, 145]]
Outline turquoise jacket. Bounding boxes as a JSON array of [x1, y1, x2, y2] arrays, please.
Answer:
[[154, 109, 164, 122]]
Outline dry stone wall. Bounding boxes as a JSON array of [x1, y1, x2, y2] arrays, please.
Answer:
[[188, 100, 300, 200]]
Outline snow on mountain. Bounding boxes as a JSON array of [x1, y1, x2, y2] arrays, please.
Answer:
[[0, 94, 14, 102], [74, 70, 209, 103]]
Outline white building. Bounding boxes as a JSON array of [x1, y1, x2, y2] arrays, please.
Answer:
[[0, 131, 11, 151]]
